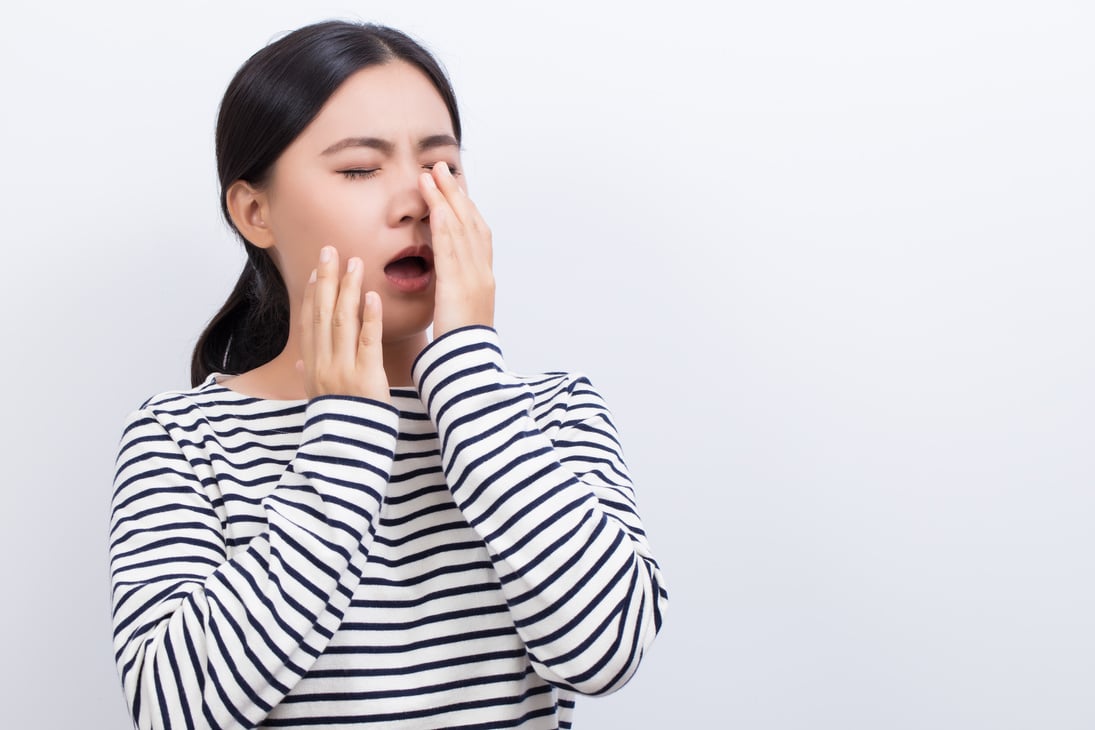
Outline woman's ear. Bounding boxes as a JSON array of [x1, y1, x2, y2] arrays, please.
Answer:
[[225, 179, 275, 249]]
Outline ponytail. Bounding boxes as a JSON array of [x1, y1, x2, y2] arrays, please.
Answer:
[[190, 244, 289, 386]]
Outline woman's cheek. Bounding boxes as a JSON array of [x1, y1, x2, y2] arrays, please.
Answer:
[[319, 188, 381, 236]]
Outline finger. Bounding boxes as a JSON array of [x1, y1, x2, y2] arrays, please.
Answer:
[[431, 161, 467, 199], [419, 170, 454, 228], [298, 267, 318, 387], [419, 172, 463, 264], [357, 291, 385, 372], [430, 163, 491, 257], [312, 246, 339, 371], [429, 162, 472, 222], [333, 256, 363, 371]]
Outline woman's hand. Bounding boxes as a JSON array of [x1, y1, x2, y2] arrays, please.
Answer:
[[297, 246, 391, 403], [418, 162, 495, 337]]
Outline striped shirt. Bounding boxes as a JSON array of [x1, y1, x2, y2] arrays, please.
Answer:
[[109, 326, 667, 729]]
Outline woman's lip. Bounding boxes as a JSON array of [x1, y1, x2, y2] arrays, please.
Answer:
[[385, 267, 433, 293], [383, 244, 434, 294]]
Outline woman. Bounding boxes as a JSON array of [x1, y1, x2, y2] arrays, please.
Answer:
[[109, 20, 666, 729]]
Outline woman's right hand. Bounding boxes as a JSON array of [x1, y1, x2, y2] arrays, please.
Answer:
[[298, 245, 391, 403]]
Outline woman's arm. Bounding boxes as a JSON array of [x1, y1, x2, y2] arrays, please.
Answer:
[[412, 326, 668, 696], [109, 395, 398, 729], [112, 239, 395, 729]]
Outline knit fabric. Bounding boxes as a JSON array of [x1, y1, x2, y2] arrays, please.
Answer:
[[110, 326, 666, 728]]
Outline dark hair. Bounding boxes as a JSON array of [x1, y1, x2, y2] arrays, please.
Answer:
[[190, 20, 461, 386]]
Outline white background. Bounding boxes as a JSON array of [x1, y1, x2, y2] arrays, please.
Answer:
[[1, 1, 1093, 727]]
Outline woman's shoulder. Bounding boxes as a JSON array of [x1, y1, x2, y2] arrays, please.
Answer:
[[115, 377, 224, 452], [133, 374, 218, 410], [132, 373, 238, 414], [126, 373, 306, 430]]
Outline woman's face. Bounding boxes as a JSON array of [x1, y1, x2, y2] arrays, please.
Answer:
[[262, 60, 464, 341]]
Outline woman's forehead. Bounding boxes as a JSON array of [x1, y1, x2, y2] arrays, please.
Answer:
[[302, 61, 454, 146]]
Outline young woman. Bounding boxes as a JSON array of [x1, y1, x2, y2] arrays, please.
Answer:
[[109, 20, 666, 729]]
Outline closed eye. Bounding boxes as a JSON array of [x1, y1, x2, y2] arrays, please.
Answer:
[[339, 168, 379, 180], [339, 165, 459, 179], [423, 163, 461, 176]]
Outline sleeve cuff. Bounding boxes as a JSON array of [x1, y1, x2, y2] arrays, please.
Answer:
[[412, 326, 506, 409], [301, 394, 401, 457]]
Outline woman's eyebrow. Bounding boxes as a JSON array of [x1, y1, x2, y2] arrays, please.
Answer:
[[418, 134, 460, 152], [321, 134, 460, 156], [322, 136, 392, 156]]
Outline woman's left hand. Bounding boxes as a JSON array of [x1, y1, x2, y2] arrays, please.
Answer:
[[418, 162, 495, 337]]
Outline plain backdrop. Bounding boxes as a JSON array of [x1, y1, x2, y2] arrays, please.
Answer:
[[1, 0, 1093, 727]]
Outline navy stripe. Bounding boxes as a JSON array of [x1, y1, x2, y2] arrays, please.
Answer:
[[366, 539, 485, 569], [359, 559, 494, 589], [263, 682, 554, 726], [163, 628, 195, 730], [306, 647, 527, 679], [339, 602, 510, 632], [281, 666, 535, 702], [382, 481, 446, 504], [351, 581, 503, 610]]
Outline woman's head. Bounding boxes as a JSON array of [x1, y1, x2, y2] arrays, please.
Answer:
[[192, 20, 462, 386]]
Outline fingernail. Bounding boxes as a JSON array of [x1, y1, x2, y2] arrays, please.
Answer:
[[347, 258, 358, 273], [308, 269, 317, 283], [365, 291, 378, 307], [437, 161, 449, 176], [422, 172, 436, 188], [320, 246, 332, 263]]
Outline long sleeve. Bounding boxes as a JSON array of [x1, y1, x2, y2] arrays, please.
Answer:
[[412, 326, 668, 695], [109, 394, 399, 729]]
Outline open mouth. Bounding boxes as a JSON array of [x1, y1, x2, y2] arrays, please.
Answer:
[[384, 255, 430, 279], [384, 246, 434, 292]]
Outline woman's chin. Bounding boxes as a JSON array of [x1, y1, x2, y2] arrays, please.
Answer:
[[381, 308, 435, 344]]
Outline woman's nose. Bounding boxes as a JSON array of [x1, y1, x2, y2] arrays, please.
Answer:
[[389, 164, 430, 226]]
